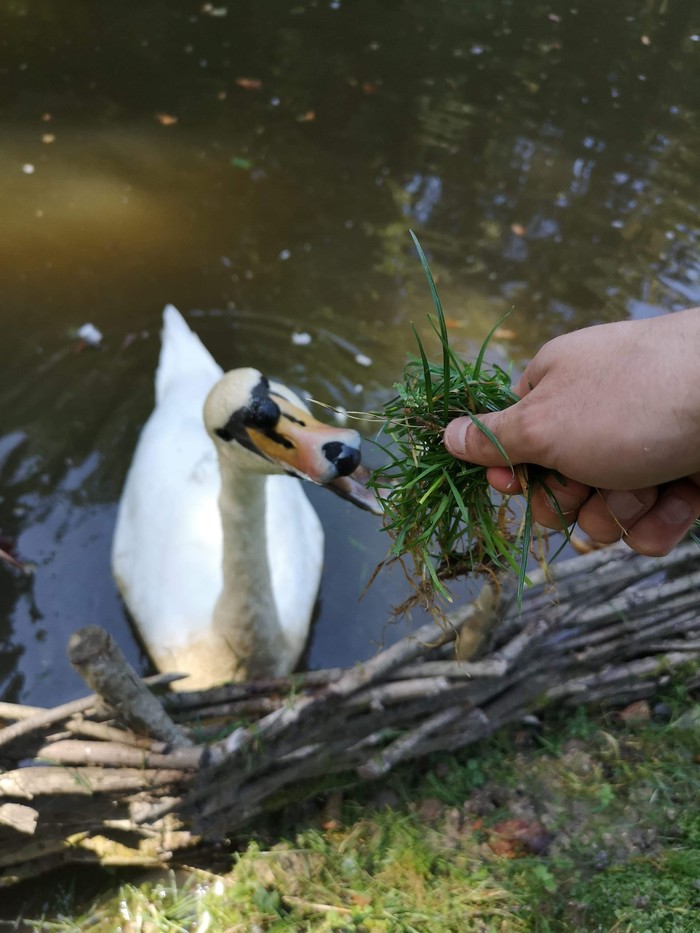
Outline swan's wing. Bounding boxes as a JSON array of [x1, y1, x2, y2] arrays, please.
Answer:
[[156, 304, 221, 404], [113, 307, 224, 664]]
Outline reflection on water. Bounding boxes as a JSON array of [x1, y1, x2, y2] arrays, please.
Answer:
[[0, 0, 699, 704]]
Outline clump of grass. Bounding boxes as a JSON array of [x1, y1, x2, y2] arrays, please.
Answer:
[[370, 232, 547, 608]]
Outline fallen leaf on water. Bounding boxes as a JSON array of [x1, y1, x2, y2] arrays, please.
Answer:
[[443, 316, 464, 329], [0, 537, 27, 574], [297, 110, 316, 122], [77, 322, 103, 346], [235, 77, 262, 90], [155, 113, 178, 126], [201, 3, 228, 16]]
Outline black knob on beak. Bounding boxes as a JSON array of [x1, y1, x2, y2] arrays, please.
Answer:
[[322, 441, 361, 477]]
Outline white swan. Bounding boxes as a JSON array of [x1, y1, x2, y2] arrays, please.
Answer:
[[112, 305, 377, 689]]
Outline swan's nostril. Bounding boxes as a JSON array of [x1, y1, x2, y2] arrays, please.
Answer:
[[322, 441, 361, 477]]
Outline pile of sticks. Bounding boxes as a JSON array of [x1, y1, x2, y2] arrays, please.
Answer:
[[1, 540, 699, 885]]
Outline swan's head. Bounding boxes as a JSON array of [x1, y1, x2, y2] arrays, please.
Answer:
[[204, 368, 380, 512]]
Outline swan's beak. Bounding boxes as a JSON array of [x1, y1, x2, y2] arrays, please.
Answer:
[[328, 463, 383, 515], [248, 395, 381, 514]]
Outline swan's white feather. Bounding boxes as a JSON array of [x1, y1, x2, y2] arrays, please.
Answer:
[[112, 305, 323, 683]]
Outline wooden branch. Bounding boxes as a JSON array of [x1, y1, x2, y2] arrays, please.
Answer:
[[33, 739, 202, 770], [165, 669, 347, 713], [64, 717, 170, 749], [357, 706, 465, 779], [0, 696, 104, 751], [0, 702, 46, 722], [0, 671, 183, 750], [0, 765, 189, 799], [67, 626, 192, 747], [0, 803, 38, 835]]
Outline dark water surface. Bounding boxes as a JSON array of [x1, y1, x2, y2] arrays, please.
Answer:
[[1, 0, 699, 705]]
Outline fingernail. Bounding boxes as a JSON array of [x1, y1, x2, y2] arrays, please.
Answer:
[[657, 495, 694, 526], [443, 419, 469, 457], [605, 491, 647, 523]]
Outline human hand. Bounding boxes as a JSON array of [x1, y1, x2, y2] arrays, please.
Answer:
[[443, 308, 700, 556]]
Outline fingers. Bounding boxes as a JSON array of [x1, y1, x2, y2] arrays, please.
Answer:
[[530, 476, 592, 529], [603, 481, 700, 556], [485, 466, 521, 493], [577, 488, 659, 543], [484, 470, 700, 556], [486, 469, 591, 529], [570, 482, 700, 555]]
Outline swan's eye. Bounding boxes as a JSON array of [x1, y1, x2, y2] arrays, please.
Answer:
[[245, 396, 280, 430]]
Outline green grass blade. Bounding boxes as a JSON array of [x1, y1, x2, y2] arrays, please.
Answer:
[[410, 231, 451, 421], [442, 470, 473, 533], [538, 478, 573, 546], [411, 322, 434, 414], [468, 412, 512, 466], [517, 496, 534, 607], [473, 307, 513, 380]]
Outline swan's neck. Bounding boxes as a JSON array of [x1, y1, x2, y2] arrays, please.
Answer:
[[213, 459, 282, 679]]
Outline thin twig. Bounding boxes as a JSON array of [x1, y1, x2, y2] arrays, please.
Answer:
[[0, 672, 184, 750]]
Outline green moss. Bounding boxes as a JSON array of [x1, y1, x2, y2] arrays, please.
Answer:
[[571, 857, 700, 932]]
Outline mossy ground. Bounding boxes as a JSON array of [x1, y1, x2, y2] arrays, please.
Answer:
[[15, 688, 700, 932]]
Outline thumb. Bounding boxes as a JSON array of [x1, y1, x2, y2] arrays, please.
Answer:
[[443, 407, 529, 467]]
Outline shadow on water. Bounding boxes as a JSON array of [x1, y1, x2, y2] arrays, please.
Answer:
[[0, 0, 699, 705]]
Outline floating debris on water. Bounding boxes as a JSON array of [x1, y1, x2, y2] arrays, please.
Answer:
[[76, 323, 104, 347]]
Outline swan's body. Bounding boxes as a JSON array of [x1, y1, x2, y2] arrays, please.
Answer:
[[112, 305, 375, 689]]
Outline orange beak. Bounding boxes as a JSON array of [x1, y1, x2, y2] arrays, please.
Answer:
[[245, 395, 381, 514]]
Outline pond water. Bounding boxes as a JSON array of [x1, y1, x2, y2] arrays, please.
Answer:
[[1, 0, 699, 706]]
